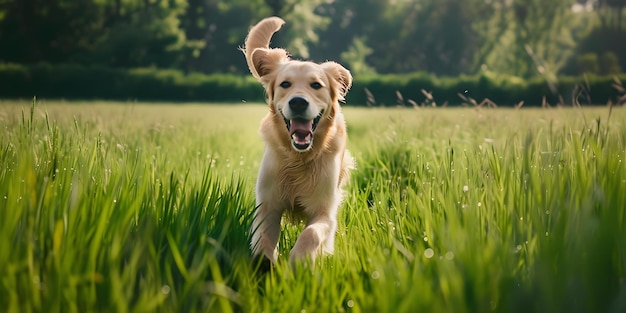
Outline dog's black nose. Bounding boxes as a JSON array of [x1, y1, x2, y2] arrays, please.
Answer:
[[289, 97, 309, 115]]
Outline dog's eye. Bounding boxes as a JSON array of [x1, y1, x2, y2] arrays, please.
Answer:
[[310, 82, 322, 90], [280, 81, 291, 88]]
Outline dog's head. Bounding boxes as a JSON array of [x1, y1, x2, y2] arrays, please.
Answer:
[[243, 17, 352, 152]]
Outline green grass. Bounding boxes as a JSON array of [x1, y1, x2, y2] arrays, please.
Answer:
[[1, 99, 625, 312]]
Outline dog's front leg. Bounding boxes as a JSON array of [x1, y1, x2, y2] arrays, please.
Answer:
[[289, 214, 336, 265], [250, 205, 282, 263]]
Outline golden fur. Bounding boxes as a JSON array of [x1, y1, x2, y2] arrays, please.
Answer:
[[242, 17, 353, 265]]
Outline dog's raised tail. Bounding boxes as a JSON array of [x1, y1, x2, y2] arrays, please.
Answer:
[[243, 17, 285, 79]]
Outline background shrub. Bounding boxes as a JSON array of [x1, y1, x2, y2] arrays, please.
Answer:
[[1, 63, 624, 106]]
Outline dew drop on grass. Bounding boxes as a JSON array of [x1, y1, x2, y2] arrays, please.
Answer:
[[371, 271, 380, 279], [33, 275, 42, 289], [424, 248, 434, 259], [445, 251, 455, 260], [463, 185, 469, 192], [477, 202, 482, 207], [347, 300, 355, 308], [161, 285, 170, 294], [423, 236, 428, 242]]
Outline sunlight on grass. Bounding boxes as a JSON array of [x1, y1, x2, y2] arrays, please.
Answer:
[[1, 100, 625, 312]]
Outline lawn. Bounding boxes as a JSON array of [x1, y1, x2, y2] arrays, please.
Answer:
[[1, 100, 625, 312]]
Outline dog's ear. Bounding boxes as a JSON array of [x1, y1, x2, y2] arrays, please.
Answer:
[[321, 62, 353, 101], [251, 48, 289, 78]]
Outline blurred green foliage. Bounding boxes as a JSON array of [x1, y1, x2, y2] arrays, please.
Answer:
[[0, 0, 623, 77]]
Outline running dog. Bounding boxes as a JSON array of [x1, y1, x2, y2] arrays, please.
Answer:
[[242, 16, 353, 266]]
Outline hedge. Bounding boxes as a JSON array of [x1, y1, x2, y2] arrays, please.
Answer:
[[0, 63, 264, 103], [1, 63, 624, 106], [352, 72, 625, 107]]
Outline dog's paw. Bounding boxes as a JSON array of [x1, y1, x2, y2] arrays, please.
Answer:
[[289, 226, 321, 261], [289, 246, 317, 270], [288, 252, 317, 272]]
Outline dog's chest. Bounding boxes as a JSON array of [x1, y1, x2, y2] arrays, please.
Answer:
[[276, 159, 333, 203]]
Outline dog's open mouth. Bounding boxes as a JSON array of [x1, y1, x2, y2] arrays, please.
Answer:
[[283, 113, 322, 151]]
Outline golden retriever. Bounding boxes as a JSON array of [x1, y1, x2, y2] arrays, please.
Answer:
[[242, 17, 353, 266]]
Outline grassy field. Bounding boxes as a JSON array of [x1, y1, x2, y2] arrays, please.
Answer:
[[1, 99, 625, 313]]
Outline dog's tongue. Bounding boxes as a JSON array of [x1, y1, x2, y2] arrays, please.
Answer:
[[289, 118, 314, 150], [289, 119, 313, 136]]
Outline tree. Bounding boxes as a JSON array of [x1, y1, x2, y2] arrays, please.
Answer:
[[0, 0, 617, 77], [563, 0, 625, 74], [0, 0, 204, 68], [0, 0, 102, 63], [340, 37, 376, 76], [309, 0, 385, 69], [77, 0, 204, 68], [473, 0, 584, 78], [604, 0, 625, 63], [181, 0, 271, 73], [312, 0, 480, 75]]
